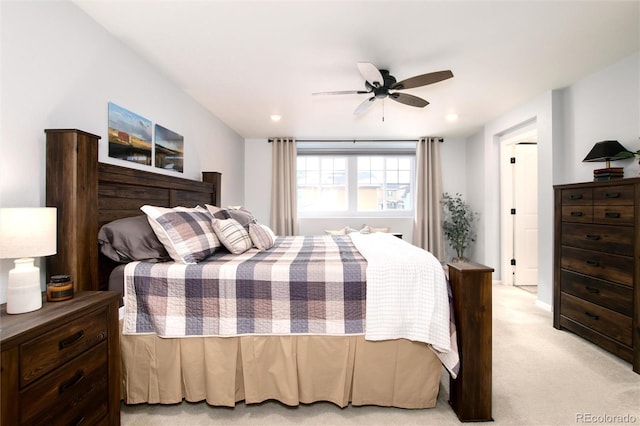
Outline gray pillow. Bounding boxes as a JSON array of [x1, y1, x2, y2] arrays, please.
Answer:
[[98, 215, 170, 263]]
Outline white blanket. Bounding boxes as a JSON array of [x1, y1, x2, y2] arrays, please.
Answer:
[[349, 232, 451, 353]]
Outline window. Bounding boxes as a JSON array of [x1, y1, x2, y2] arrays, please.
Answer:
[[297, 154, 415, 217]]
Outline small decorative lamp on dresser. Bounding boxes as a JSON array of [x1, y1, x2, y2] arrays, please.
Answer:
[[553, 177, 639, 373]]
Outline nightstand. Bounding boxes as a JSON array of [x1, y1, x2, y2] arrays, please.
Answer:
[[1, 291, 121, 425]]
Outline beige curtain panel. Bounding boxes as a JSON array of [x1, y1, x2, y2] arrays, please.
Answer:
[[270, 137, 299, 236], [412, 137, 445, 260]]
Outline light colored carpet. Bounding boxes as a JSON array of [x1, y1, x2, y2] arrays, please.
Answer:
[[121, 284, 640, 425]]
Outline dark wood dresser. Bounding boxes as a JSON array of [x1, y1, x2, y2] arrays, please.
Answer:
[[1, 291, 121, 425], [553, 177, 639, 373]]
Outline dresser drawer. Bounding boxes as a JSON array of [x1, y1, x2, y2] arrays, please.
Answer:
[[19, 341, 108, 425], [561, 188, 593, 205], [593, 185, 634, 204], [561, 223, 633, 256], [593, 205, 634, 226], [20, 307, 108, 387], [560, 246, 633, 286], [560, 293, 631, 346], [561, 205, 593, 223], [560, 270, 633, 316]]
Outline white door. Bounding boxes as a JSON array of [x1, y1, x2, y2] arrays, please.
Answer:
[[513, 143, 538, 286]]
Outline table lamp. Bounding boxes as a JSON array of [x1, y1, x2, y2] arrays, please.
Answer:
[[582, 140, 632, 168], [0, 208, 57, 314]]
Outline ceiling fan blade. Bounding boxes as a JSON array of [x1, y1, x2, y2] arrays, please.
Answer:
[[312, 90, 370, 96], [391, 70, 453, 90], [357, 62, 384, 87], [354, 97, 376, 115], [389, 92, 429, 108]]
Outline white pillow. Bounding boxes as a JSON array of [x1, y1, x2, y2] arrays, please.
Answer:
[[325, 226, 358, 235], [360, 224, 390, 234], [212, 218, 253, 254], [249, 223, 276, 251], [140, 205, 221, 264]]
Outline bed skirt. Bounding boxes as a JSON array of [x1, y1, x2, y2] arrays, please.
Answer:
[[120, 322, 443, 409]]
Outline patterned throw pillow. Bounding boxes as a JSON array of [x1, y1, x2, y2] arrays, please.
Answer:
[[212, 218, 253, 254], [140, 205, 221, 264], [206, 205, 257, 230], [248, 223, 276, 251]]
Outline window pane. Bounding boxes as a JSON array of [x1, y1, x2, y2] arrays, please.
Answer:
[[307, 156, 319, 170], [371, 157, 384, 169], [357, 155, 414, 211], [358, 157, 369, 170], [386, 157, 398, 169], [297, 155, 348, 212], [398, 157, 411, 169]]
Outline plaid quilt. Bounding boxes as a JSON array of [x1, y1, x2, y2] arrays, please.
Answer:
[[122, 235, 367, 337]]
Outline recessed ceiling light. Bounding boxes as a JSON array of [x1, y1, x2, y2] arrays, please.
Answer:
[[270, 114, 282, 122], [445, 113, 459, 122]]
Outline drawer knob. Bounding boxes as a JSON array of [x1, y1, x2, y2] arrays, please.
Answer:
[[58, 370, 85, 394], [585, 286, 600, 294], [584, 311, 599, 320], [585, 260, 599, 267], [585, 234, 600, 241], [604, 192, 620, 198], [58, 330, 85, 350], [604, 212, 621, 219], [569, 194, 583, 200], [570, 211, 583, 217]]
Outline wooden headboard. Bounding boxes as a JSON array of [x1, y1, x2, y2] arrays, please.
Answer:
[[45, 129, 221, 291]]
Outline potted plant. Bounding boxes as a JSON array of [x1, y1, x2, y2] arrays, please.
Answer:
[[618, 148, 640, 175], [441, 192, 478, 262]]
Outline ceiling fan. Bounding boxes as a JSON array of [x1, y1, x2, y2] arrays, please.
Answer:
[[313, 62, 454, 115]]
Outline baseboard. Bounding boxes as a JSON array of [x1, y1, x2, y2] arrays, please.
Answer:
[[535, 299, 552, 312]]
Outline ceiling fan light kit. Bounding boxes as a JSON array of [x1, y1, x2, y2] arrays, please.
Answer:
[[313, 62, 453, 115]]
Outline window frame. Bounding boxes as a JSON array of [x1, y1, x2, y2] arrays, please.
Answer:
[[297, 153, 416, 219]]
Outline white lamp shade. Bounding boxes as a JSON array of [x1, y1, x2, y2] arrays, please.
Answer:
[[0, 208, 57, 259], [1, 208, 57, 314]]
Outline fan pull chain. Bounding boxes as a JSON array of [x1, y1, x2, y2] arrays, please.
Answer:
[[382, 100, 385, 122]]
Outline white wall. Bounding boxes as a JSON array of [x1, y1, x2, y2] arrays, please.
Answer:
[[244, 137, 467, 244], [468, 51, 639, 309], [561, 52, 640, 182], [0, 1, 245, 302]]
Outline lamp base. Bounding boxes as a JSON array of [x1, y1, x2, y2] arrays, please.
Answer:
[[7, 258, 43, 314]]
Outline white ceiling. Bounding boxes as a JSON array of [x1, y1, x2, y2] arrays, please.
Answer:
[[74, 1, 639, 140]]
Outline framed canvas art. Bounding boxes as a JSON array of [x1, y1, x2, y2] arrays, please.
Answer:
[[154, 124, 184, 173], [108, 102, 152, 165]]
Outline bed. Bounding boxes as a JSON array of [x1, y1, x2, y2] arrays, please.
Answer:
[[45, 129, 493, 422]]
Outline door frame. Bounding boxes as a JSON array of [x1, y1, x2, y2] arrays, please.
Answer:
[[499, 125, 538, 286]]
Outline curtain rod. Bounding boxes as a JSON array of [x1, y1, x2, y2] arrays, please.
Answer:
[[268, 138, 443, 143]]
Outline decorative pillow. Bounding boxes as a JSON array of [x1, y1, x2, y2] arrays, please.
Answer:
[[360, 224, 390, 234], [206, 205, 257, 230], [325, 226, 358, 235], [174, 205, 208, 213], [249, 223, 276, 251], [98, 215, 170, 263], [212, 218, 253, 254], [140, 205, 221, 264]]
